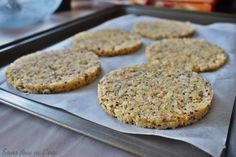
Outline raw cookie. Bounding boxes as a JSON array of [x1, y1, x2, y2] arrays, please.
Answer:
[[133, 20, 194, 40], [6, 49, 101, 93], [146, 38, 227, 72], [98, 63, 213, 129], [72, 29, 142, 56]]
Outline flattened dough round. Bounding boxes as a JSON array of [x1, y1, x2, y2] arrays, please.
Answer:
[[98, 63, 213, 129], [6, 49, 101, 94], [146, 39, 227, 72], [133, 20, 194, 40], [72, 29, 142, 56], [150, 53, 194, 71]]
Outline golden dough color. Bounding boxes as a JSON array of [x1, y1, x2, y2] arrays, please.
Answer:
[[72, 29, 142, 57], [6, 49, 101, 94], [98, 63, 213, 129], [133, 20, 194, 40], [146, 39, 227, 72]]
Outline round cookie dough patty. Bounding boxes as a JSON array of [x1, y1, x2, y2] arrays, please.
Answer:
[[6, 49, 101, 94], [146, 39, 227, 72], [98, 63, 213, 129], [72, 29, 142, 56], [133, 20, 194, 40]]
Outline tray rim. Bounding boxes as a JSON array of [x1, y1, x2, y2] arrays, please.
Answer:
[[1, 4, 236, 157]]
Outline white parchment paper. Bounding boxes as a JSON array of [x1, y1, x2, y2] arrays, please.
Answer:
[[1, 15, 236, 157]]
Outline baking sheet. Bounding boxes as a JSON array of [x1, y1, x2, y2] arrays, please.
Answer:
[[1, 15, 236, 157]]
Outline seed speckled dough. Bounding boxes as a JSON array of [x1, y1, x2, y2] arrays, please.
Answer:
[[98, 63, 213, 129], [6, 49, 101, 94], [133, 20, 194, 40], [149, 53, 194, 71], [72, 29, 142, 56], [146, 38, 227, 72]]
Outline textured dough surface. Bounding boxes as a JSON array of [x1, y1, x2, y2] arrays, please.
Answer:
[[133, 20, 194, 40], [98, 63, 213, 129], [6, 49, 101, 94], [149, 53, 194, 71], [146, 39, 227, 72], [72, 29, 142, 56]]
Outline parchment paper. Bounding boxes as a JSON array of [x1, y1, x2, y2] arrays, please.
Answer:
[[1, 15, 236, 157]]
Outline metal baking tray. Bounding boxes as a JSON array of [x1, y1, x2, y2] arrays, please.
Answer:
[[0, 5, 236, 157]]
